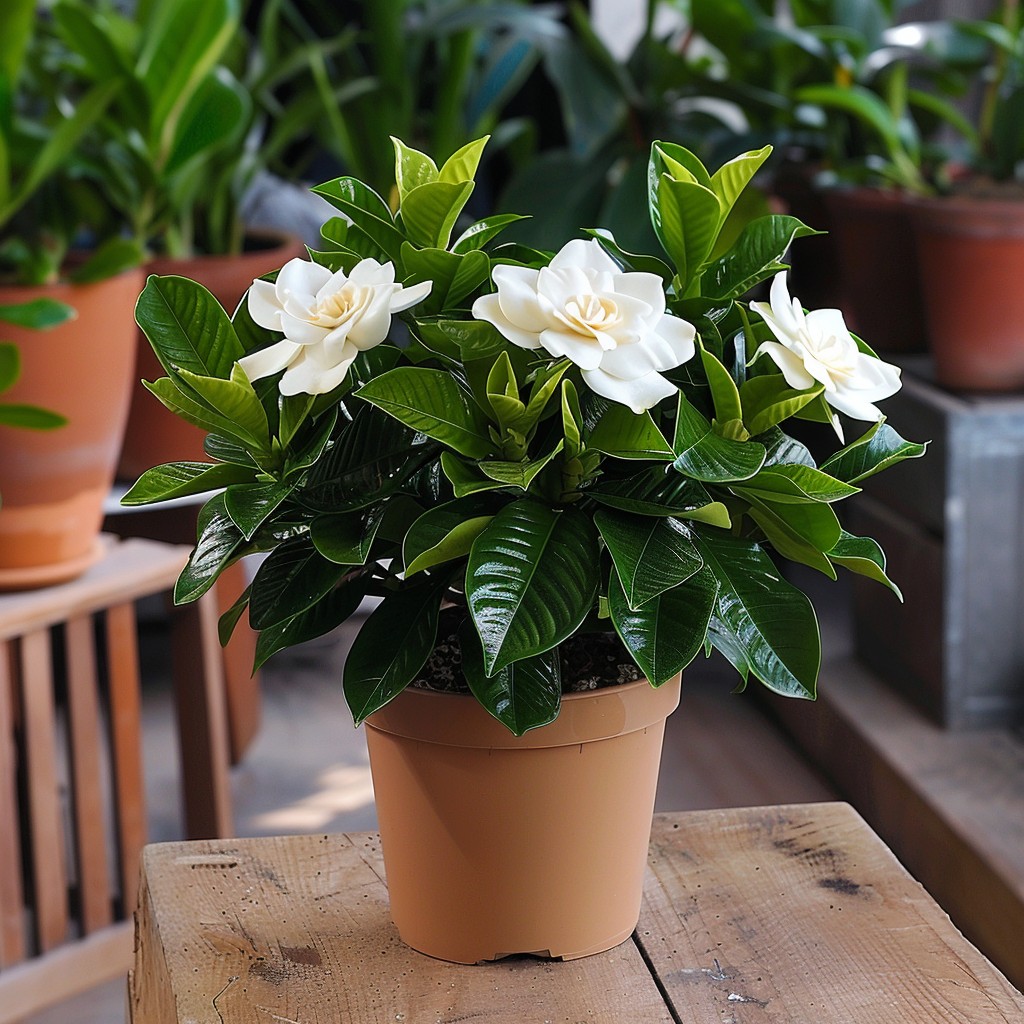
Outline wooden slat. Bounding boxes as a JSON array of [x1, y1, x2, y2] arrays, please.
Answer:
[[0, 640, 25, 966], [105, 602, 147, 916], [0, 537, 188, 641], [18, 629, 68, 953], [170, 592, 233, 840], [214, 562, 261, 766], [130, 833, 670, 1024], [65, 613, 113, 935], [0, 922, 132, 1024], [638, 804, 1024, 1023]]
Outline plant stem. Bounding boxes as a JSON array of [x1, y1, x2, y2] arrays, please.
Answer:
[[978, 0, 1020, 165]]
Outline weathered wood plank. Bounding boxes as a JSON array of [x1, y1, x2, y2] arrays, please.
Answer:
[[0, 641, 25, 966], [0, 922, 132, 1024], [106, 602, 147, 915], [638, 803, 1024, 1023], [130, 833, 672, 1024], [768, 658, 1024, 992], [65, 613, 114, 935], [19, 629, 68, 953]]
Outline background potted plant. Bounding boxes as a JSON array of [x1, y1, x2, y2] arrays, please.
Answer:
[[123, 135, 925, 964], [906, 0, 1024, 390], [0, 0, 143, 588], [46, 0, 314, 476]]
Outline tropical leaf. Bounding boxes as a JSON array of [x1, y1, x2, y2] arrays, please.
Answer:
[[596, 509, 703, 609], [459, 623, 561, 736], [820, 421, 927, 484], [608, 567, 718, 685], [466, 500, 600, 674], [343, 571, 452, 724], [693, 529, 819, 699]]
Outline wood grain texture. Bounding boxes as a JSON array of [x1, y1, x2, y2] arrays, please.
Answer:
[[130, 806, 1024, 1024], [129, 832, 673, 1024], [638, 804, 1024, 1023], [0, 642, 25, 966], [170, 592, 234, 840], [19, 628, 68, 953], [65, 613, 114, 935], [106, 601, 147, 915]]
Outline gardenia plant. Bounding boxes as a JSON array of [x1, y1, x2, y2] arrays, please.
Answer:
[[125, 136, 924, 735]]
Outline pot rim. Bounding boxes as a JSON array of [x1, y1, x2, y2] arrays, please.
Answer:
[[364, 674, 682, 750]]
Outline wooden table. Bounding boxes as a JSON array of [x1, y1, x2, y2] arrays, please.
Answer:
[[129, 802, 1024, 1023]]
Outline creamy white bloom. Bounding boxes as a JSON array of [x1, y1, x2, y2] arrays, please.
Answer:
[[750, 272, 901, 423], [238, 257, 432, 395], [471, 238, 696, 413]]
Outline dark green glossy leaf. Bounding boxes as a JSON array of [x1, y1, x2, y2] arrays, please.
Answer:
[[174, 493, 245, 603], [121, 461, 257, 505], [608, 566, 718, 685], [741, 374, 823, 435], [705, 215, 820, 301], [311, 177, 405, 261], [440, 451, 507, 497], [224, 482, 293, 540], [744, 496, 841, 578], [820, 421, 928, 485], [254, 572, 371, 670], [304, 405, 435, 512], [343, 571, 452, 724], [466, 500, 600, 674], [589, 404, 673, 460], [452, 214, 530, 254], [358, 367, 494, 458], [828, 530, 902, 599], [135, 275, 244, 380], [596, 510, 703, 609], [460, 622, 561, 736], [589, 466, 730, 525], [249, 538, 349, 629], [672, 394, 766, 482], [735, 465, 859, 504], [693, 529, 819, 699]]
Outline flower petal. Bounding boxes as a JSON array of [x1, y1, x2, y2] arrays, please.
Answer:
[[582, 365, 677, 413], [538, 327, 604, 370], [237, 339, 302, 382], [280, 310, 330, 347], [550, 238, 619, 275], [491, 264, 550, 332], [751, 340, 817, 390], [346, 287, 394, 349], [277, 258, 331, 303], [472, 292, 543, 349], [247, 279, 283, 330], [390, 278, 433, 312]]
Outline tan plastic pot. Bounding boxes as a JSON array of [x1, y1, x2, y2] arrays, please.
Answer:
[[0, 267, 144, 589], [909, 195, 1024, 391], [823, 187, 926, 353], [117, 232, 305, 480], [364, 674, 681, 964]]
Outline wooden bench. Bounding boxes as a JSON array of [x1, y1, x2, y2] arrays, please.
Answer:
[[0, 536, 235, 1022], [128, 802, 1024, 1022]]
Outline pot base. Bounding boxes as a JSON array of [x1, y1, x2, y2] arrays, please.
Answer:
[[0, 537, 105, 592]]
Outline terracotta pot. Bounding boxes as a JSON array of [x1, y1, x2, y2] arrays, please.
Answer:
[[0, 267, 144, 588], [823, 187, 927, 353], [117, 232, 305, 481], [364, 674, 681, 964], [908, 195, 1024, 391]]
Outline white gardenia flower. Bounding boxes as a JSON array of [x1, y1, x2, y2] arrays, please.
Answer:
[[750, 272, 901, 423], [471, 238, 696, 413], [238, 257, 432, 395]]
